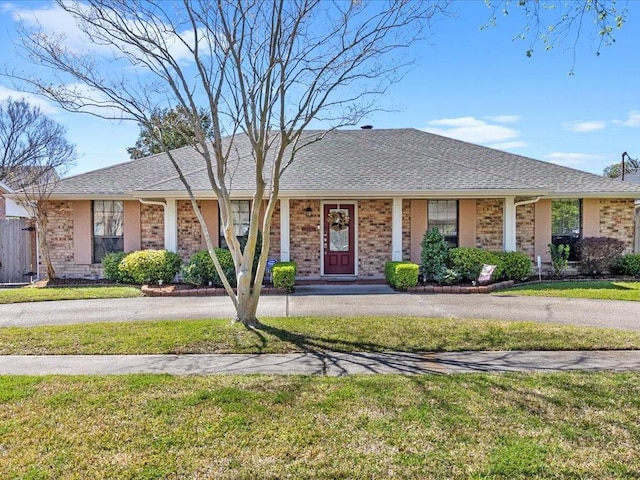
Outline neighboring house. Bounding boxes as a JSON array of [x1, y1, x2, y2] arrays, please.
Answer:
[[0, 180, 30, 219], [0, 181, 36, 283], [26, 128, 640, 280], [614, 168, 640, 253]]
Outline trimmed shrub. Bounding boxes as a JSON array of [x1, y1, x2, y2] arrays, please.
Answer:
[[613, 254, 640, 277], [118, 249, 182, 285], [272, 262, 297, 292], [549, 243, 570, 278], [448, 247, 500, 282], [181, 249, 236, 287], [439, 268, 460, 286], [421, 228, 449, 281], [576, 237, 626, 275], [496, 251, 533, 281], [102, 252, 132, 283], [384, 261, 419, 290]]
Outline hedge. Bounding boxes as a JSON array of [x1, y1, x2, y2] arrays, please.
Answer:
[[118, 249, 182, 285], [384, 261, 419, 291], [272, 261, 297, 292], [102, 252, 133, 284], [181, 249, 236, 287], [613, 254, 640, 276], [447, 248, 500, 282]]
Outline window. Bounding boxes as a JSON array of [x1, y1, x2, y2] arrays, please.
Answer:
[[219, 200, 251, 248], [551, 199, 582, 261], [93, 200, 124, 263], [428, 200, 458, 247]]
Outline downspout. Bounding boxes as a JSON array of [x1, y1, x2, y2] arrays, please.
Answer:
[[138, 198, 166, 208], [635, 201, 640, 253], [504, 196, 543, 252], [514, 196, 543, 208]]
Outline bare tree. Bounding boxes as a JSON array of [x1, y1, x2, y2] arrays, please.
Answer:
[[483, 0, 628, 72], [0, 98, 76, 279], [9, 0, 447, 325]]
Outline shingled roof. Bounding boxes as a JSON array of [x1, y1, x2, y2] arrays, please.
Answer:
[[51, 128, 640, 199]]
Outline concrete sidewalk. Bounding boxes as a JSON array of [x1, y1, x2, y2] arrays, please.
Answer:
[[3, 350, 640, 376]]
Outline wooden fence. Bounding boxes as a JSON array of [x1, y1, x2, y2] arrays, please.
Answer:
[[0, 218, 35, 284]]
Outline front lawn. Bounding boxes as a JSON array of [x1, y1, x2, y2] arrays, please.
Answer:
[[1, 373, 639, 479], [0, 286, 141, 304], [496, 280, 640, 301], [2, 316, 640, 355]]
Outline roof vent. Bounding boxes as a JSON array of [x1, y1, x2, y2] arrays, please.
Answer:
[[360, 125, 373, 130]]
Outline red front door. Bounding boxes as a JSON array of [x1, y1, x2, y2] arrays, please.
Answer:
[[323, 204, 355, 275]]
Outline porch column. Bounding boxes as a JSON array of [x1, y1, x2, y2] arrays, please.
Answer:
[[164, 199, 178, 253], [503, 196, 516, 252], [280, 198, 290, 262], [392, 198, 403, 261]]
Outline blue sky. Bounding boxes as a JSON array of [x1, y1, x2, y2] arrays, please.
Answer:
[[0, 1, 639, 177]]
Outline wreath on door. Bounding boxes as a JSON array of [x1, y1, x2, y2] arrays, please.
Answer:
[[327, 210, 350, 231]]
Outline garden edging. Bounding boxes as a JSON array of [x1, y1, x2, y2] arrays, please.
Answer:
[[407, 280, 515, 294]]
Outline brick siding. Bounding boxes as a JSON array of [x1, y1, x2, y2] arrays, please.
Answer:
[[600, 199, 635, 252], [177, 200, 203, 260], [267, 201, 281, 259], [140, 204, 164, 250], [43, 201, 101, 278], [358, 199, 392, 277], [516, 203, 535, 258], [290, 199, 321, 277], [476, 199, 503, 251], [402, 199, 411, 259]]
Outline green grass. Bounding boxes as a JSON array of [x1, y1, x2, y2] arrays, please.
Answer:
[[496, 280, 640, 301], [0, 286, 141, 303], [1, 373, 639, 479], [2, 316, 640, 355]]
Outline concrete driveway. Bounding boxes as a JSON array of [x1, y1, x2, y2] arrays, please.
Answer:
[[0, 284, 638, 331]]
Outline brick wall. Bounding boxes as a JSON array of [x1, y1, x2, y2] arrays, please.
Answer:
[[43, 201, 101, 278], [600, 199, 635, 252], [177, 200, 203, 260], [516, 203, 535, 258], [140, 204, 164, 250], [290, 199, 321, 277], [476, 199, 503, 251], [267, 201, 281, 259], [358, 199, 392, 277], [402, 200, 411, 259]]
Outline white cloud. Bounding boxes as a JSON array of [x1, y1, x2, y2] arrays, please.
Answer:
[[423, 116, 521, 146], [563, 121, 605, 133], [485, 115, 521, 124], [8, 2, 207, 64], [0, 86, 57, 113], [614, 111, 640, 127], [544, 152, 607, 168]]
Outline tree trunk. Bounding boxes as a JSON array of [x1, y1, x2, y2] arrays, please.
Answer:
[[234, 268, 261, 327], [37, 216, 56, 280]]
